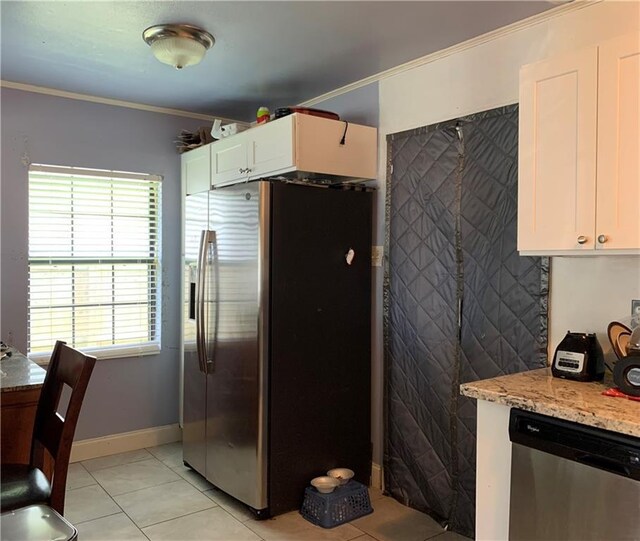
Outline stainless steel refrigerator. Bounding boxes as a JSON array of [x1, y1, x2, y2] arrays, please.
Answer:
[[182, 180, 372, 517]]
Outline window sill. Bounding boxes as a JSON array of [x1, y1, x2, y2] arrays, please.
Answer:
[[30, 343, 161, 366]]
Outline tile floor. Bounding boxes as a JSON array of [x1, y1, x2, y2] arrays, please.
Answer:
[[65, 443, 471, 541]]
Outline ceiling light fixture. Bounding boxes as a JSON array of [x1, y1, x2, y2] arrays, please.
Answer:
[[143, 24, 215, 70]]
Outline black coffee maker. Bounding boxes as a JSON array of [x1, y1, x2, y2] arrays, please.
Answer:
[[551, 332, 605, 381]]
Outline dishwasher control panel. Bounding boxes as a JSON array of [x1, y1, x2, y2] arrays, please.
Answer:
[[509, 409, 640, 481]]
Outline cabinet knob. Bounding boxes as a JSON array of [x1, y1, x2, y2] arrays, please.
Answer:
[[239, 168, 245, 173], [577, 235, 588, 245], [598, 234, 608, 244]]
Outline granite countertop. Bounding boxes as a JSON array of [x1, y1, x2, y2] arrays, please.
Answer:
[[1, 347, 47, 392], [460, 368, 640, 438]]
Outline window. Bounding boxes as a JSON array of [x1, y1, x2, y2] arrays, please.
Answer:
[[28, 164, 162, 360]]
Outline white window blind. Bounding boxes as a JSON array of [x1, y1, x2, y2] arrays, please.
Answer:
[[28, 164, 162, 359]]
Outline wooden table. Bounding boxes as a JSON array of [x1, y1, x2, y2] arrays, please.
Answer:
[[1, 348, 46, 465]]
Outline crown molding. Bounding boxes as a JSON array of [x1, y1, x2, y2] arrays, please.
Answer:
[[299, 0, 601, 107], [0, 80, 244, 124]]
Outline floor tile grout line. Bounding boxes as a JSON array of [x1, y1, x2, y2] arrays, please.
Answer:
[[78, 457, 183, 500], [102, 484, 153, 541], [138, 504, 244, 533], [79, 451, 155, 473], [116, 491, 218, 531], [82, 456, 168, 485], [107, 476, 188, 498], [66, 470, 125, 528], [144, 445, 183, 463], [346, 529, 368, 541], [202, 490, 255, 523], [107, 476, 200, 499], [118, 501, 152, 541], [72, 509, 122, 526]]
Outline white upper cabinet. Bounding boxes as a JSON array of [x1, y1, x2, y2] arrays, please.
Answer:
[[182, 144, 211, 195], [518, 33, 640, 255], [246, 115, 295, 180], [211, 136, 249, 187], [210, 113, 377, 188], [518, 47, 598, 252], [596, 33, 640, 251]]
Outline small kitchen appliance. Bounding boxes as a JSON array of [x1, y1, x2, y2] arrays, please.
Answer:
[[612, 323, 640, 396], [551, 332, 604, 381]]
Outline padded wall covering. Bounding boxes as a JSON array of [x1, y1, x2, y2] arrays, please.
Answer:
[[384, 105, 548, 537]]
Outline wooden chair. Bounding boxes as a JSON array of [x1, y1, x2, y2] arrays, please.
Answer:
[[1, 341, 96, 515]]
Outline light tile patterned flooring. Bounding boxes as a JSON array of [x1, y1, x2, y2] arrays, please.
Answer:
[[65, 443, 471, 541]]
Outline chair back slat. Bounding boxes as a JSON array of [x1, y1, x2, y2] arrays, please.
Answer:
[[30, 340, 96, 514], [33, 412, 65, 459]]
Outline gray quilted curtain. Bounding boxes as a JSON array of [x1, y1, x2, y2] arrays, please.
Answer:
[[383, 105, 548, 538]]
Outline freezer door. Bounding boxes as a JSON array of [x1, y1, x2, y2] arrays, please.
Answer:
[[205, 181, 269, 511], [268, 182, 372, 515], [183, 192, 209, 475]]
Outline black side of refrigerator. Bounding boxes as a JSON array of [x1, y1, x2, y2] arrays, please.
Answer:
[[268, 182, 373, 515]]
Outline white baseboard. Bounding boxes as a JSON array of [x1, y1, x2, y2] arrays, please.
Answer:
[[371, 462, 383, 489], [70, 424, 182, 463]]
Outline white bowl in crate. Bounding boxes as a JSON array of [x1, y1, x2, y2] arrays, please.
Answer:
[[311, 476, 340, 494], [327, 468, 354, 486]]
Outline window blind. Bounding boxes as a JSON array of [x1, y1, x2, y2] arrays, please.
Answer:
[[28, 164, 162, 359]]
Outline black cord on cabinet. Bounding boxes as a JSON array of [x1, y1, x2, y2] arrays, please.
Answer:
[[340, 121, 349, 145]]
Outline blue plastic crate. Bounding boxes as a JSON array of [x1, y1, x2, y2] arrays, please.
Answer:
[[300, 480, 373, 528]]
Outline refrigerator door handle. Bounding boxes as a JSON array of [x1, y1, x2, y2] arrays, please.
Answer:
[[196, 230, 216, 373], [206, 229, 218, 373]]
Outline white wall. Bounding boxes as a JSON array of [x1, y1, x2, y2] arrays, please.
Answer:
[[375, 0, 640, 465], [550, 256, 640, 363]]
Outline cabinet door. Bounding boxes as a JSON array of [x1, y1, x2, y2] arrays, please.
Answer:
[[211, 134, 248, 187], [182, 145, 211, 195], [596, 33, 640, 250], [247, 116, 294, 179], [518, 47, 598, 252]]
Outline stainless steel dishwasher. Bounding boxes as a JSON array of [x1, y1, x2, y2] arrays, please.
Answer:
[[509, 409, 640, 541]]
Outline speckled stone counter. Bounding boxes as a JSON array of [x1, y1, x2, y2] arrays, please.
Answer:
[[0, 348, 46, 392], [461, 368, 640, 438]]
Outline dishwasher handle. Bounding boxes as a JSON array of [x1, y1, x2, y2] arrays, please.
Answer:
[[576, 453, 632, 477]]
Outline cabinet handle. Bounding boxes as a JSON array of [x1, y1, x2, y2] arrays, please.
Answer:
[[577, 235, 588, 245], [598, 234, 608, 244], [238, 168, 245, 173]]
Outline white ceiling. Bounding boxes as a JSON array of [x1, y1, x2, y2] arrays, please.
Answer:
[[1, 1, 558, 121]]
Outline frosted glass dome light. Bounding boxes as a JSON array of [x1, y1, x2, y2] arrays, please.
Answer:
[[143, 24, 215, 70]]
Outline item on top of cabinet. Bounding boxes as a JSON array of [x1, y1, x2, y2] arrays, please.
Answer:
[[274, 107, 340, 120], [210, 119, 249, 139], [607, 321, 633, 360], [257, 107, 270, 124], [310, 476, 340, 494], [326, 468, 354, 486], [551, 332, 604, 382], [175, 126, 216, 153]]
